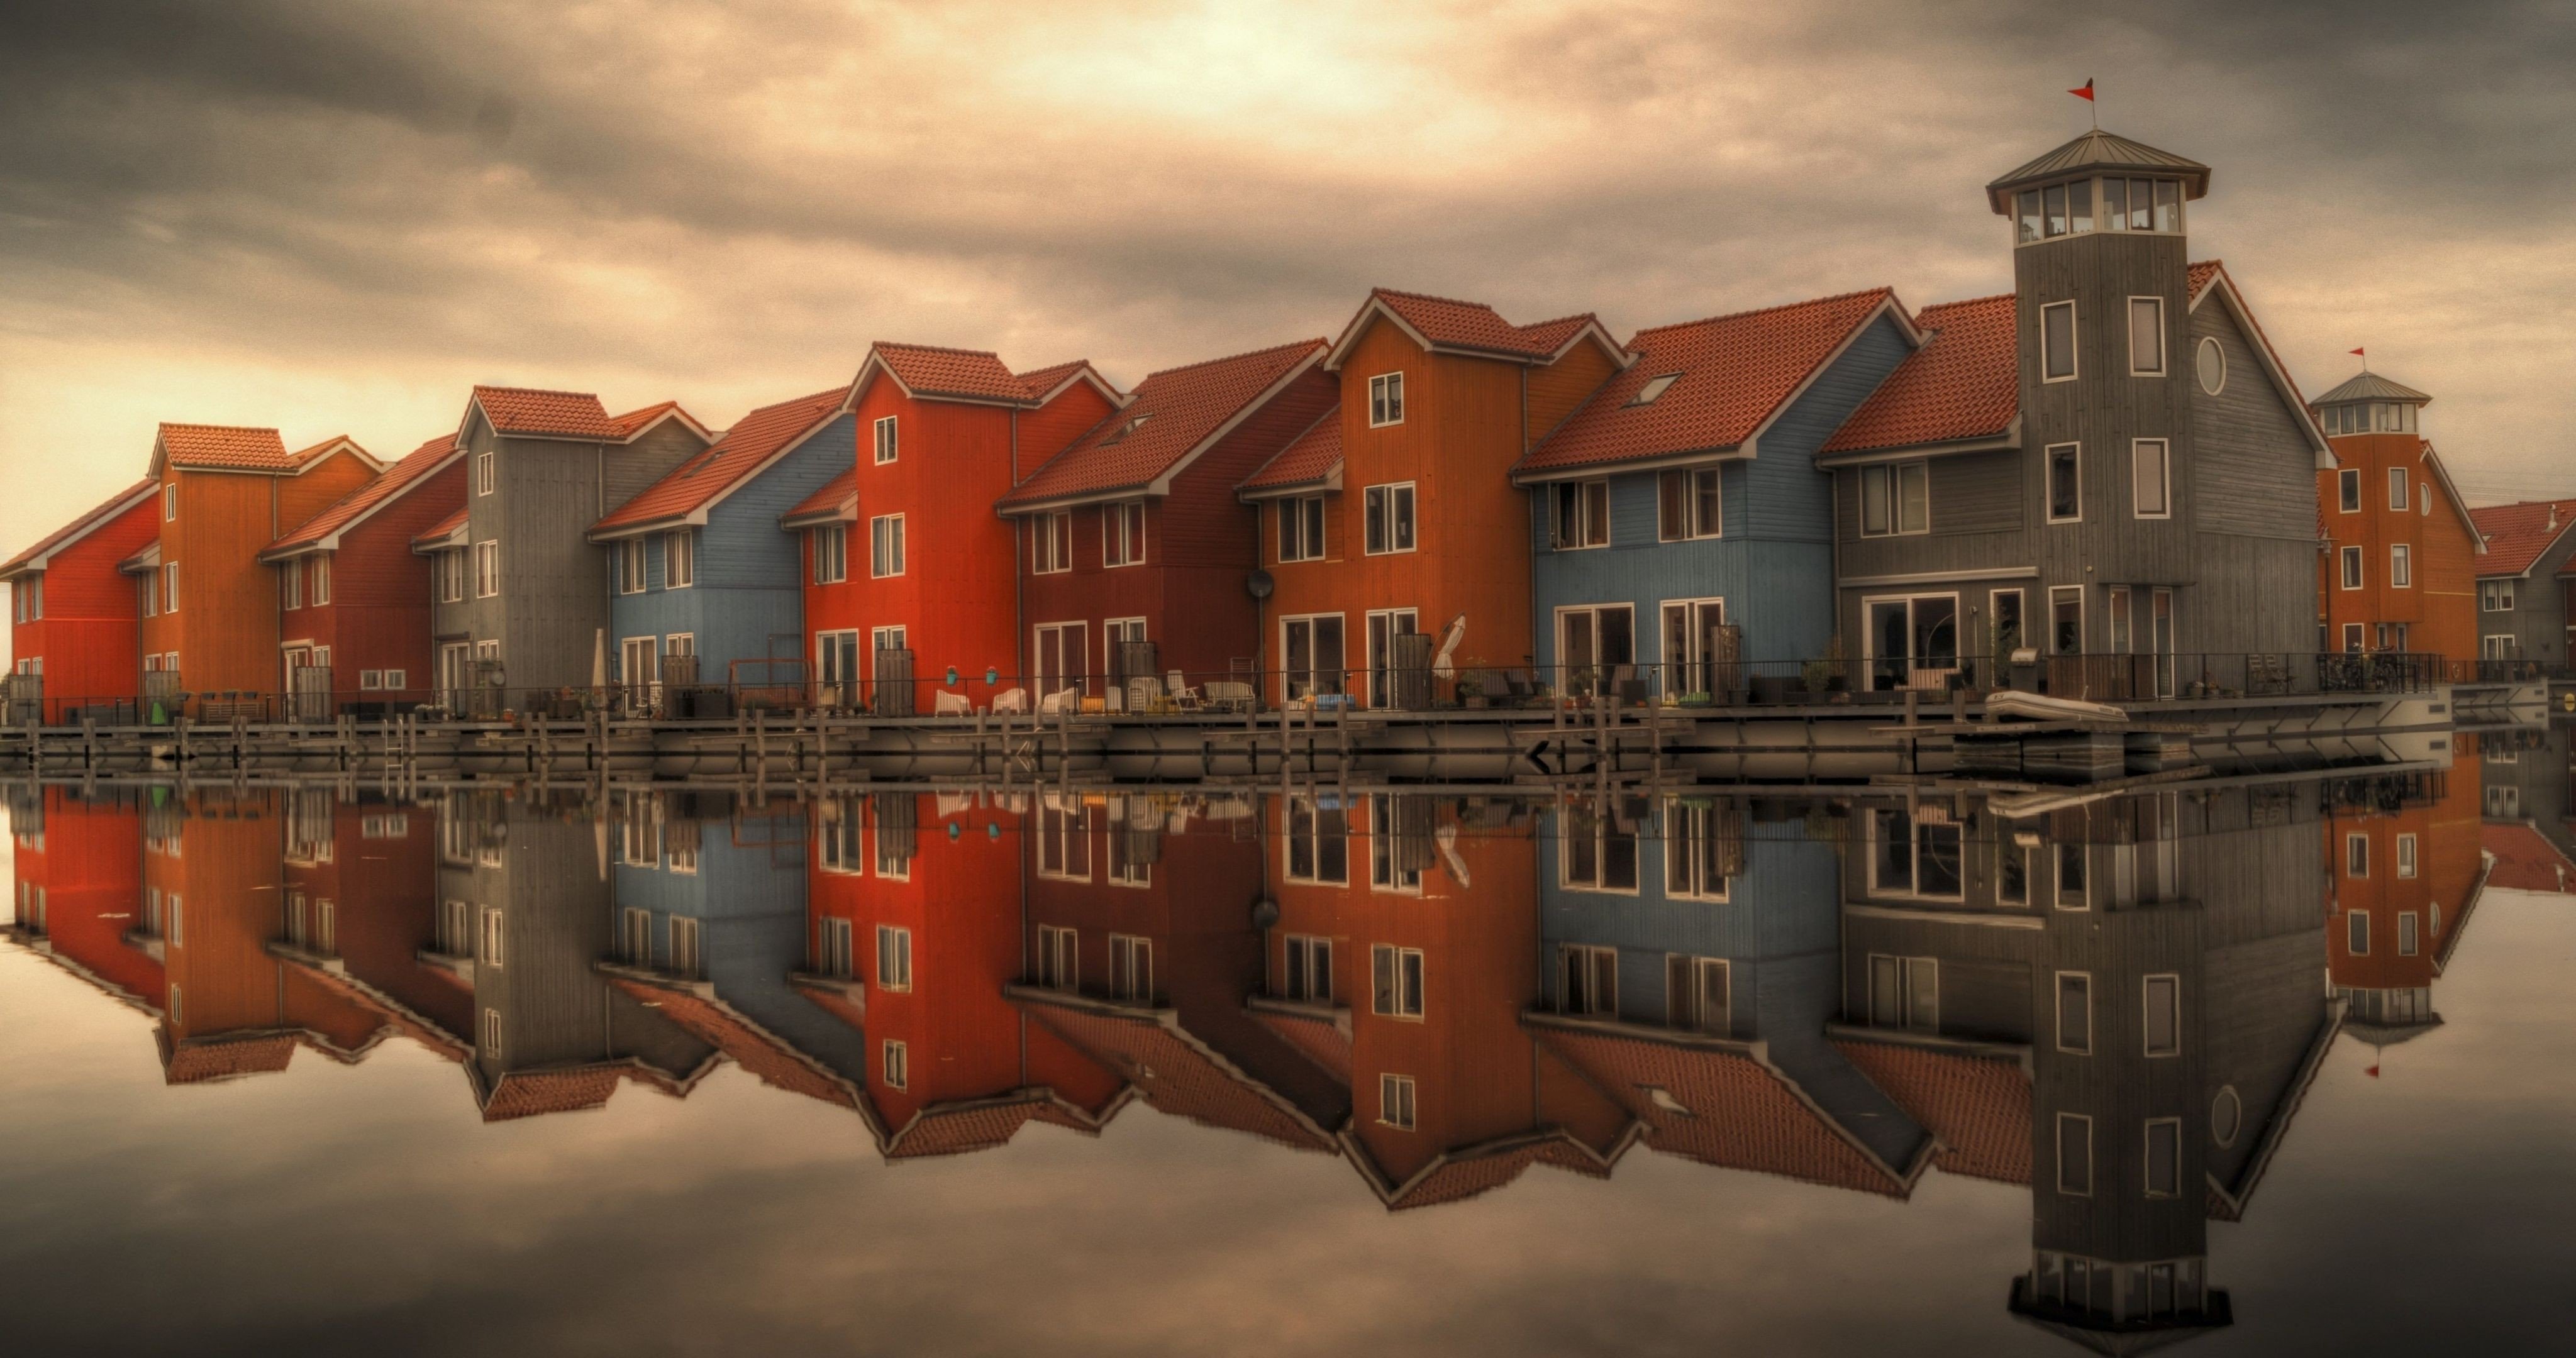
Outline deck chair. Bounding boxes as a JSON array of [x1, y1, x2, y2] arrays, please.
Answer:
[[991, 687, 1028, 715], [933, 689, 972, 717]]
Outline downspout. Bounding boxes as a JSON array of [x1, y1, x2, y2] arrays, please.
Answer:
[[1011, 411, 1025, 692]]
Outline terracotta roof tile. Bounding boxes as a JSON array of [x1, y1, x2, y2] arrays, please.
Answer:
[[1383, 1140, 1574, 1211], [158, 422, 292, 470], [604, 400, 702, 440], [1372, 289, 1597, 360], [1248, 1006, 1352, 1083], [595, 389, 843, 534], [267, 435, 458, 556], [161, 1032, 299, 1085], [1016, 999, 1336, 1153], [412, 507, 468, 549], [2483, 822, 2575, 894], [872, 343, 1032, 405], [1002, 339, 1324, 507], [1, 477, 157, 576], [287, 436, 368, 468], [2187, 259, 2223, 298], [1240, 406, 1340, 492], [604, 980, 863, 1111], [1016, 360, 1102, 401], [480, 1066, 625, 1122], [1521, 289, 1896, 475], [472, 385, 618, 439], [1818, 293, 2018, 455], [887, 1098, 1047, 1159], [781, 467, 857, 526], [2470, 499, 2576, 577], [1833, 1039, 2032, 1185]]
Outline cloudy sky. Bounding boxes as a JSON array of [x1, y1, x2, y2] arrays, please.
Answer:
[[4, 0, 2572, 560]]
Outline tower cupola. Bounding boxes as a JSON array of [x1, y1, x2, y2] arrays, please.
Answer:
[[2311, 370, 2430, 438], [1987, 129, 2211, 245]]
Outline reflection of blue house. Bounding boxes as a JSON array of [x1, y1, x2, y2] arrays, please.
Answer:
[[1528, 797, 1932, 1193], [1513, 292, 1919, 689], [590, 388, 855, 694]]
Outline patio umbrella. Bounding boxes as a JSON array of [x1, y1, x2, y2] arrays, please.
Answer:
[[591, 629, 608, 690], [1431, 612, 1467, 680]]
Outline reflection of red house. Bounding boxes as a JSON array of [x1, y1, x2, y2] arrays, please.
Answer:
[[2, 480, 160, 718], [780, 346, 1117, 707], [258, 434, 466, 709], [2329, 747, 2487, 1037], [265, 797, 469, 1061], [8, 789, 157, 1010], [2484, 820, 2575, 894], [997, 339, 1335, 696]]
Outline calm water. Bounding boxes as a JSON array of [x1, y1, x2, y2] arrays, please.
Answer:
[[4, 744, 2573, 1356]]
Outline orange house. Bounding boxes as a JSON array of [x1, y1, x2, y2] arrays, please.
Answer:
[[1238, 290, 1624, 705], [2312, 372, 2484, 660], [780, 345, 1115, 710], [125, 424, 382, 705], [3, 479, 161, 720], [8, 788, 158, 1010], [2326, 742, 2486, 1037]]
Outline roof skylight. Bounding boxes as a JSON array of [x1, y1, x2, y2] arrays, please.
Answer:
[[1627, 373, 1682, 407]]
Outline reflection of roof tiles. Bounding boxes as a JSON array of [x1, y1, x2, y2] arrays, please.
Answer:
[[1240, 407, 1340, 492], [1, 478, 157, 575], [872, 343, 1033, 404], [158, 422, 292, 470], [1013, 995, 1336, 1152], [1371, 289, 1599, 360], [2483, 822, 2575, 893], [480, 1066, 626, 1122], [887, 1098, 1049, 1160], [1003, 340, 1324, 505], [1248, 1005, 1352, 1083], [2468, 500, 2576, 577], [1819, 294, 2018, 455], [1833, 1038, 2031, 1185], [277, 956, 472, 1062], [606, 979, 862, 1112], [594, 389, 843, 533], [160, 1032, 299, 1085], [472, 385, 618, 439], [267, 435, 458, 554], [1536, 1029, 1913, 1197], [1356, 1128, 1620, 1213], [1522, 289, 1895, 475]]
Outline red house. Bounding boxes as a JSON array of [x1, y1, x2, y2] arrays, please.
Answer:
[[997, 339, 1336, 702], [8, 789, 158, 1012], [779, 345, 1117, 710], [3, 479, 162, 720], [257, 434, 467, 713]]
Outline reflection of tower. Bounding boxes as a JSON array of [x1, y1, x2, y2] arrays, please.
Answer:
[[2329, 742, 2488, 1044]]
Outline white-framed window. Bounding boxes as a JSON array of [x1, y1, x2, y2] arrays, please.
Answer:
[[167, 894, 184, 945], [1103, 500, 1146, 567], [310, 556, 330, 607], [1036, 924, 1077, 991], [2196, 336, 2227, 393], [1367, 372, 1404, 427], [1363, 483, 1416, 555], [2145, 1117, 2182, 1198], [2127, 296, 2167, 375], [669, 915, 702, 978], [1657, 466, 1721, 541], [474, 541, 500, 597], [2387, 466, 2409, 511], [665, 531, 694, 588], [2338, 468, 2362, 514], [164, 482, 179, 521], [2347, 909, 2370, 956], [438, 549, 465, 602], [1555, 943, 1618, 1017], [1868, 807, 1963, 900], [812, 524, 847, 584], [1628, 372, 1682, 406], [360, 670, 382, 690], [2399, 910, 2421, 956], [475, 449, 495, 495], [882, 1039, 908, 1089], [480, 1007, 501, 1057], [873, 415, 897, 465], [1666, 955, 1731, 1035], [163, 562, 179, 613], [1285, 798, 1348, 884], [2143, 974, 2180, 1057], [1035, 801, 1091, 880], [2046, 443, 2082, 522], [1858, 461, 1930, 537], [2396, 832, 2418, 879], [2480, 580, 2514, 612], [1362, 608, 1419, 709], [1370, 943, 1424, 1018], [618, 538, 647, 594], [1282, 934, 1331, 1003], [2041, 300, 2078, 382], [1277, 495, 1326, 563], [2056, 1112, 2094, 1196], [2390, 543, 2412, 588], [870, 514, 905, 578], [479, 907, 505, 969], [2056, 971, 2092, 1054], [876, 924, 913, 991], [2131, 439, 2170, 518], [1366, 794, 1423, 893], [1551, 480, 1611, 550], [280, 562, 303, 610], [1280, 613, 1345, 701], [1031, 511, 1072, 573], [2345, 832, 2369, 878], [1865, 953, 1938, 1032], [1378, 1073, 1416, 1129], [1109, 933, 1152, 1003], [2342, 622, 2365, 653], [816, 917, 855, 977], [1663, 802, 1732, 901], [1560, 800, 1640, 893], [2340, 546, 2363, 590]]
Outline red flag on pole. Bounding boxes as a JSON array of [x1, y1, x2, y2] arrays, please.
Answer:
[[2070, 79, 2095, 101], [2367, 1064, 2381, 1078], [2350, 347, 2367, 356]]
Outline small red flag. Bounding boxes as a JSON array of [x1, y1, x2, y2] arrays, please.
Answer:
[[2070, 79, 2095, 102], [2367, 1064, 2381, 1078], [2350, 347, 2367, 356]]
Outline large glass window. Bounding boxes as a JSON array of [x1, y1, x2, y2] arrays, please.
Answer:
[[2043, 301, 2077, 381], [1553, 480, 1610, 549], [1859, 461, 1929, 536], [1657, 466, 1721, 541], [1869, 807, 1962, 898], [1363, 483, 1416, 554]]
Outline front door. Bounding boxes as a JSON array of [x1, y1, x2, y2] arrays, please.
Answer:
[[1281, 615, 1344, 702], [1558, 605, 1635, 697], [1034, 622, 1087, 698], [1659, 599, 1725, 697], [1365, 609, 1418, 707], [620, 636, 659, 714], [1865, 596, 1958, 690], [816, 630, 860, 707]]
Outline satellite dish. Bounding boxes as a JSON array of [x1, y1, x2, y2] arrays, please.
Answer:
[[1250, 897, 1280, 929], [1245, 569, 1275, 600]]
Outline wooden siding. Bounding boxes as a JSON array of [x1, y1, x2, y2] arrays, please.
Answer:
[[2190, 300, 2318, 543], [1015, 382, 1119, 482], [8, 493, 158, 709], [1523, 338, 1620, 450], [292, 456, 464, 698]]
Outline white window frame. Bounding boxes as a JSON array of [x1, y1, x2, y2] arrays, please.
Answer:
[[2196, 336, 2227, 393], [1377, 1073, 1417, 1129], [2055, 970, 2093, 1055], [2056, 1112, 2094, 1197], [164, 482, 179, 521], [2387, 466, 2409, 511], [1108, 933, 1153, 1003], [2041, 300, 2078, 383], [1282, 934, 1332, 1003], [2046, 443, 2083, 524], [1858, 460, 1930, 537], [617, 538, 647, 595], [665, 531, 694, 589], [1367, 372, 1404, 428], [882, 1039, 908, 1089], [1103, 500, 1146, 568], [869, 514, 905, 578], [1552, 478, 1612, 551], [2338, 546, 2364, 592], [1031, 511, 1072, 574], [1276, 495, 1326, 563], [2131, 438, 2170, 519], [474, 541, 501, 598], [2126, 295, 2167, 376], [873, 415, 897, 465], [2338, 468, 2362, 514], [280, 561, 303, 610], [2399, 910, 2421, 956], [2142, 973, 2181, 1057], [2144, 1117, 2183, 1199], [1363, 482, 1416, 555], [475, 449, 495, 496], [1370, 943, 1425, 1020], [163, 562, 179, 614], [2480, 580, 2514, 612], [310, 556, 330, 607], [2396, 832, 2418, 879], [2345, 831, 2369, 878], [812, 524, 847, 584], [875, 924, 913, 991], [1657, 465, 1723, 541], [2390, 543, 2412, 589], [2348, 909, 2370, 956]]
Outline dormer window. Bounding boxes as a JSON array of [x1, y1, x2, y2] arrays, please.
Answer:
[[1627, 373, 1681, 407], [2016, 176, 2184, 244]]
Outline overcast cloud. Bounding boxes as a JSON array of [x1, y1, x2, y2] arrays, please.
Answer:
[[4, 0, 2572, 569]]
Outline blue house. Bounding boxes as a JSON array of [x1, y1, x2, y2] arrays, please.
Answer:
[[1512, 289, 1921, 693], [1526, 795, 1933, 1194], [590, 387, 855, 701]]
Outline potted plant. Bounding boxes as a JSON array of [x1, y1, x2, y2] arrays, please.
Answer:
[[1456, 675, 1487, 709], [1802, 636, 1850, 700]]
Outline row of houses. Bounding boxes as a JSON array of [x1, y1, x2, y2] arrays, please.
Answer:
[[8, 125, 2572, 721], [12, 750, 2557, 1347]]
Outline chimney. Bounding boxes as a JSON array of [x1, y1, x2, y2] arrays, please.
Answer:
[[2551, 505, 2562, 533]]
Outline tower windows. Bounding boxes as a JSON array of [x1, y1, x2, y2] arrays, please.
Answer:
[[2016, 176, 2185, 243], [2127, 297, 2167, 375]]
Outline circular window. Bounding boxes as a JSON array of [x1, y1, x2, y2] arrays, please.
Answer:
[[2211, 1086, 2243, 1147], [2197, 337, 2227, 394]]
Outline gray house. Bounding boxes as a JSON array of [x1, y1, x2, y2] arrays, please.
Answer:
[[2466, 498, 2576, 673], [435, 387, 713, 704], [1816, 130, 2334, 696]]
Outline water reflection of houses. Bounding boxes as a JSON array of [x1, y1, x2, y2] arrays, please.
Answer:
[[2326, 748, 2491, 1046], [6, 785, 160, 1016], [2478, 720, 2575, 873]]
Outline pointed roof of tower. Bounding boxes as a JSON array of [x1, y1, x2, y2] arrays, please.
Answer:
[[1986, 128, 2210, 212], [2313, 371, 2432, 406]]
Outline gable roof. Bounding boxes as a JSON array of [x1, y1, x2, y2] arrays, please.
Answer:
[[1009, 988, 1340, 1154], [1833, 1036, 2032, 1186], [858, 342, 1036, 407], [411, 507, 467, 552], [2314, 370, 2432, 406], [1985, 128, 2211, 213], [2410, 446, 2491, 552], [1348, 1125, 1624, 1213], [1000, 339, 1327, 510], [1016, 360, 1119, 406], [467, 385, 618, 439], [1324, 287, 1622, 371], [2188, 261, 2336, 466], [2470, 499, 2576, 577], [592, 388, 845, 538], [605, 400, 712, 443], [153, 422, 290, 472], [1819, 293, 2019, 456], [779, 467, 857, 529], [0, 477, 157, 579], [1238, 406, 1341, 497], [262, 434, 462, 559], [1518, 288, 1909, 478]]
